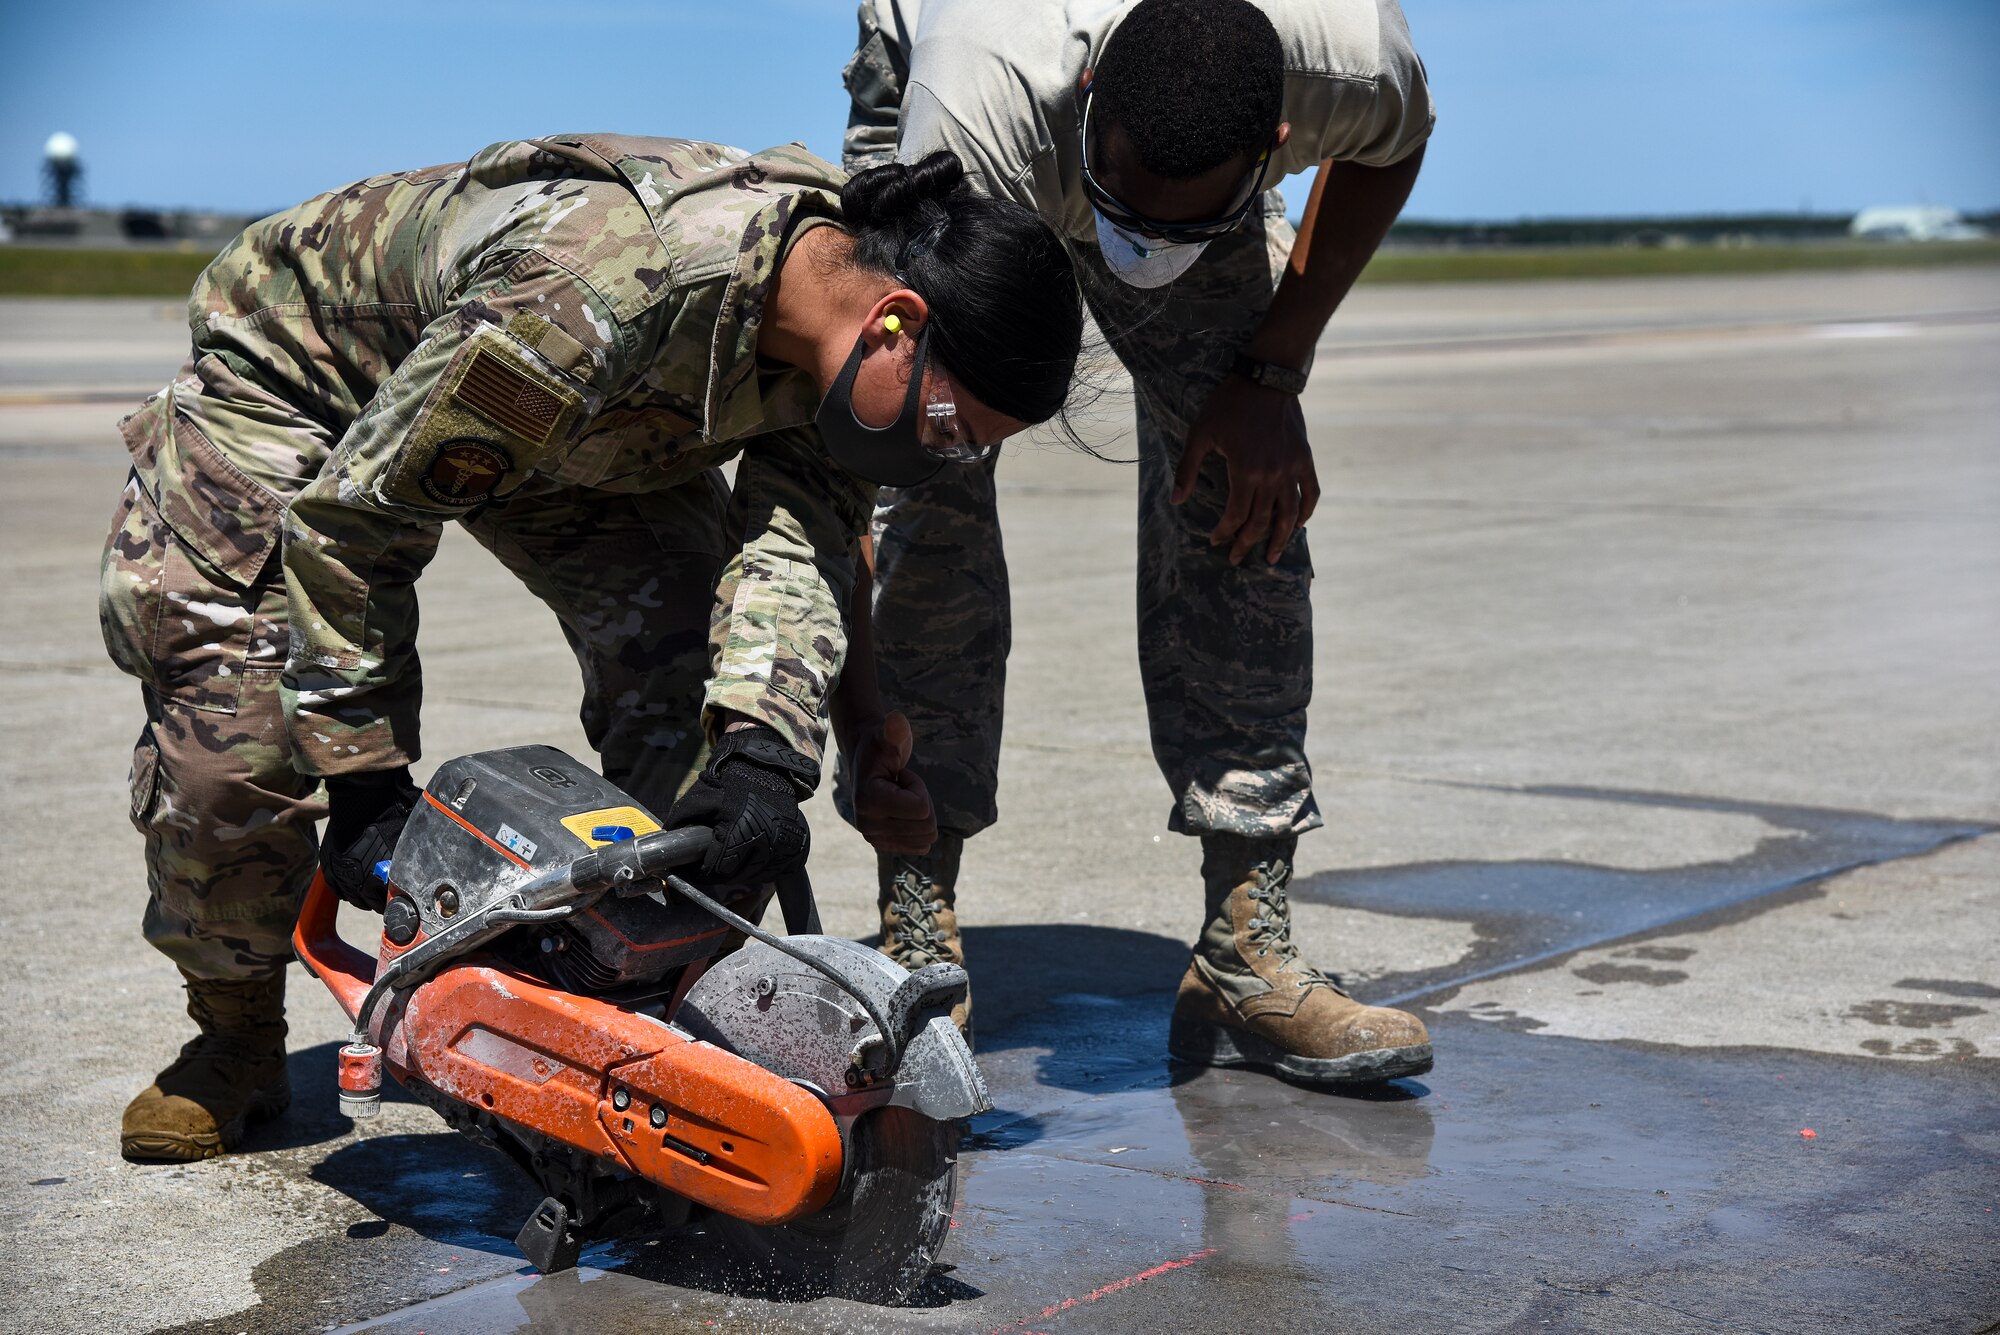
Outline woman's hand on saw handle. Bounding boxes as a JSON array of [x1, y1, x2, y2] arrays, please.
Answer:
[[666, 723, 818, 888]]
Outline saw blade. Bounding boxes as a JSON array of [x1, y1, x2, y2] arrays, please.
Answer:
[[708, 1105, 956, 1304], [678, 938, 961, 1302]]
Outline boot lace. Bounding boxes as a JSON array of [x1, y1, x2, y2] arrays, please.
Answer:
[[1244, 860, 1345, 993], [885, 865, 952, 967]]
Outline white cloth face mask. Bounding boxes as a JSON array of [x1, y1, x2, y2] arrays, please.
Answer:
[[1093, 210, 1210, 289]]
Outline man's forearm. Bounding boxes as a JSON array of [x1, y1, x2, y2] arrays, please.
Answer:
[[1244, 144, 1426, 372]]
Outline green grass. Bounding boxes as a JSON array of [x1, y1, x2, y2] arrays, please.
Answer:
[[0, 246, 214, 297], [1357, 239, 2000, 284], [3, 238, 1998, 297]]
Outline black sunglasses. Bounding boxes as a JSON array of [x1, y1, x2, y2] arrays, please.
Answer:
[[1078, 82, 1273, 245]]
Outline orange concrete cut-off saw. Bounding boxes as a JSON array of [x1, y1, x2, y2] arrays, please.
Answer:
[[294, 744, 985, 1304]]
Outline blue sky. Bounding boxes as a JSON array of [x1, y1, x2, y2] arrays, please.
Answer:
[[1, 0, 1994, 220]]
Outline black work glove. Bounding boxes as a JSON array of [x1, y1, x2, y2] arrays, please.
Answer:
[[321, 767, 422, 912], [667, 725, 819, 889]]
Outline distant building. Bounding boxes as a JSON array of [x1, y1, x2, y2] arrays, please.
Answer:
[[1, 204, 259, 247], [1849, 205, 1987, 242]]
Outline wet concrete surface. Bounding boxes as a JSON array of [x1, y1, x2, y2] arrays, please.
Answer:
[[3, 269, 1997, 1332], [202, 995, 1997, 1335]]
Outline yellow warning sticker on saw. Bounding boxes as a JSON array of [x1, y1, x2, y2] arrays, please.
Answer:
[[560, 806, 663, 848]]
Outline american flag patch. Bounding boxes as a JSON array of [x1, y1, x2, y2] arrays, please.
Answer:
[[455, 350, 563, 444]]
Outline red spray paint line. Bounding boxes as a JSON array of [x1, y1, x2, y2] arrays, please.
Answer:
[[987, 1247, 1221, 1333]]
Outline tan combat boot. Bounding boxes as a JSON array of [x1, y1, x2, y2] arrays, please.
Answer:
[[878, 836, 972, 1041], [122, 970, 291, 1162], [1169, 834, 1433, 1086]]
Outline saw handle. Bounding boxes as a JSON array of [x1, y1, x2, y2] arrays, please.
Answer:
[[294, 870, 374, 1023], [571, 826, 715, 897]]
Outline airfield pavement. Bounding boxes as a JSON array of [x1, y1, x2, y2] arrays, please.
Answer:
[[0, 265, 1995, 1333]]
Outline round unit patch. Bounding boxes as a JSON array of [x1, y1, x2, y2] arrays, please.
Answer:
[[420, 439, 511, 506]]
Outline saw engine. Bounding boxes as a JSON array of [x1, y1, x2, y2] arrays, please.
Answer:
[[387, 748, 735, 994], [294, 745, 987, 1304]]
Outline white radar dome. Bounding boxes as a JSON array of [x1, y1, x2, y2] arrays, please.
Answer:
[[44, 132, 80, 162]]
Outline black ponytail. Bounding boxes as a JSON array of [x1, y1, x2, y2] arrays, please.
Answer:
[[841, 151, 1082, 428]]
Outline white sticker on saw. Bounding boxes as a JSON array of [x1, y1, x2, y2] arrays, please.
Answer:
[[496, 823, 539, 862]]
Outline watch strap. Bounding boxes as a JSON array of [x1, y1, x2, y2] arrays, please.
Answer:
[[1230, 352, 1308, 396]]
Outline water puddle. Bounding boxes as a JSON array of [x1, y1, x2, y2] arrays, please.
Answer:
[[1290, 783, 1992, 1003]]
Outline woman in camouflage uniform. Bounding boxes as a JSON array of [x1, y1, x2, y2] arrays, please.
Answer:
[[99, 137, 1080, 1162]]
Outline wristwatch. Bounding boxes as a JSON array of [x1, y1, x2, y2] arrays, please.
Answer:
[[1229, 352, 1309, 396]]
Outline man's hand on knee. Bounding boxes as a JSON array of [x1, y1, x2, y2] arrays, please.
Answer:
[[1173, 376, 1320, 566], [849, 711, 939, 855]]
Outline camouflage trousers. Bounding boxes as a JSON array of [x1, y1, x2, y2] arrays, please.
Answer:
[[100, 365, 729, 981], [834, 3, 1322, 841]]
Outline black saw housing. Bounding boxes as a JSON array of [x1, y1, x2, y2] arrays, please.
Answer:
[[390, 745, 728, 993]]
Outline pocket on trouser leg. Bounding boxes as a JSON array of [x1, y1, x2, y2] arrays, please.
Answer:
[[100, 474, 168, 686], [112, 397, 290, 712], [128, 728, 163, 830], [102, 467, 278, 715], [137, 688, 324, 978], [149, 536, 261, 715], [584, 619, 715, 799]]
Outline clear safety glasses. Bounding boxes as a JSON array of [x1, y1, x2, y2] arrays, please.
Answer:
[[920, 374, 994, 464]]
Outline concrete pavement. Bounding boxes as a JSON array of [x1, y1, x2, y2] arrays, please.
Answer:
[[0, 268, 1994, 1333]]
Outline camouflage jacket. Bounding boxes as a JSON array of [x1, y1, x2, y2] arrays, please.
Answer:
[[187, 135, 870, 778]]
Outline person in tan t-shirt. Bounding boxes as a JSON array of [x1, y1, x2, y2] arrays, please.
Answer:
[[839, 0, 1437, 1086]]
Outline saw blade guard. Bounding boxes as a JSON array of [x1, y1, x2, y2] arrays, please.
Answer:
[[677, 936, 989, 1122], [676, 935, 985, 1306]]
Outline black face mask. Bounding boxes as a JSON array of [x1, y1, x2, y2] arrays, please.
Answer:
[[813, 326, 944, 488]]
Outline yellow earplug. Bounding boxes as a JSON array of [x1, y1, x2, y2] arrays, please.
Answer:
[[884, 314, 903, 333]]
